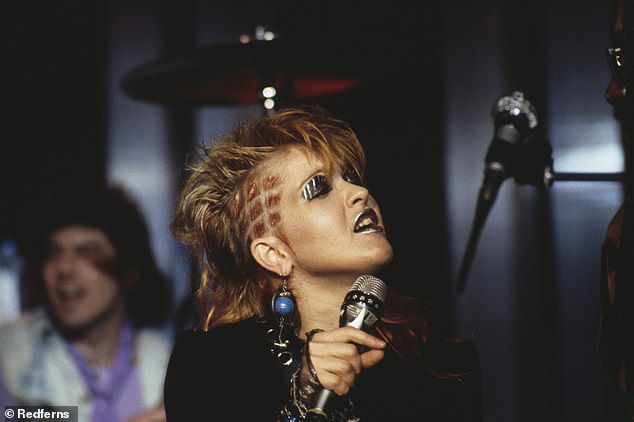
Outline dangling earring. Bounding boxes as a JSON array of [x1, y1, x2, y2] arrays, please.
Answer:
[[272, 276, 297, 326], [269, 274, 298, 366]]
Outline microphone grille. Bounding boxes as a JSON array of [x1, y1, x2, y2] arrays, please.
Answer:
[[351, 275, 387, 303], [491, 91, 538, 132]]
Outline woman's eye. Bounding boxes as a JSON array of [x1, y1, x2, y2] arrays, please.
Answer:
[[301, 175, 332, 201], [343, 167, 363, 186]]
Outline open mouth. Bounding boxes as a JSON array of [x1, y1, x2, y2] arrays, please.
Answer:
[[57, 284, 84, 302], [353, 208, 383, 233]]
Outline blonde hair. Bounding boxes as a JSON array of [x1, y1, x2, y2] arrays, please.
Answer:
[[172, 106, 366, 329]]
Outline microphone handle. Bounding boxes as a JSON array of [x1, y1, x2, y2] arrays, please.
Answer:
[[305, 390, 332, 421], [479, 163, 505, 204], [306, 305, 371, 420]]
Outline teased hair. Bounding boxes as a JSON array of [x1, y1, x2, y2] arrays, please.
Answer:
[[172, 106, 366, 329]]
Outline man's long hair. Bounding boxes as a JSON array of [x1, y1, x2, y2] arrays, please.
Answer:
[[21, 180, 172, 328]]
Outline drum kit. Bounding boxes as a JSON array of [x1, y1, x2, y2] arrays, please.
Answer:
[[120, 26, 400, 110]]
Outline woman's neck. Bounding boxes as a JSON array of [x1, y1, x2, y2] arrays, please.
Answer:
[[291, 274, 355, 339]]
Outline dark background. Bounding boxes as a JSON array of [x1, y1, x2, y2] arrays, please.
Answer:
[[2, 1, 107, 239]]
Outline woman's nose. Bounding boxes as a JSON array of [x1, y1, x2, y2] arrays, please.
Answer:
[[347, 183, 370, 207]]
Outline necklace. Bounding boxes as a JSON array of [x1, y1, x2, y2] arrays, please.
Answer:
[[260, 317, 360, 422]]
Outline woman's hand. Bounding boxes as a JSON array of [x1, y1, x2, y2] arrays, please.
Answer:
[[300, 326, 386, 398]]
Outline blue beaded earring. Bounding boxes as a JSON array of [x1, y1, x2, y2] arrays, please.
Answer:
[[273, 280, 296, 323], [270, 275, 298, 365]]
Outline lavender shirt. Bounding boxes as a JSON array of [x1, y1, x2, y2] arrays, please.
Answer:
[[0, 365, 15, 409], [67, 319, 144, 422]]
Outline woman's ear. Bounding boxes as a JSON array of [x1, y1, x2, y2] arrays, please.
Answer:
[[251, 236, 292, 276]]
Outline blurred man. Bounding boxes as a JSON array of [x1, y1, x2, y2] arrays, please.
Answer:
[[0, 182, 173, 422]]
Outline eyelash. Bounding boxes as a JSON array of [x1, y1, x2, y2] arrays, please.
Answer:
[[302, 175, 331, 201], [343, 167, 363, 186], [301, 168, 364, 201]]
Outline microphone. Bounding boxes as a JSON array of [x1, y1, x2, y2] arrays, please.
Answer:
[[305, 274, 388, 421], [480, 91, 538, 205], [455, 91, 538, 293]]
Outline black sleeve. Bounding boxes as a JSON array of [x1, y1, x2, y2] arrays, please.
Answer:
[[439, 366, 483, 422], [351, 345, 483, 422], [164, 330, 231, 422], [163, 323, 288, 422]]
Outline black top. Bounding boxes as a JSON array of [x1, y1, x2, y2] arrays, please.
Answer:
[[164, 318, 482, 422]]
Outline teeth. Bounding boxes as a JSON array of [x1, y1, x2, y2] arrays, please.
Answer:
[[354, 210, 379, 232], [59, 285, 81, 298]]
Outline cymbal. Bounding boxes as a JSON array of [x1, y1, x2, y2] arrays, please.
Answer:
[[120, 34, 397, 105]]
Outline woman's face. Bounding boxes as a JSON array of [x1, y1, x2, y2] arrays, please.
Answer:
[[274, 148, 393, 278]]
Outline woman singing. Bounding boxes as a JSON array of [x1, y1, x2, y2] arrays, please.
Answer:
[[164, 106, 482, 421]]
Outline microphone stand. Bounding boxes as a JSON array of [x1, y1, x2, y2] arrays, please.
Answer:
[[455, 167, 625, 294], [455, 89, 628, 294], [548, 171, 625, 182], [455, 171, 500, 294]]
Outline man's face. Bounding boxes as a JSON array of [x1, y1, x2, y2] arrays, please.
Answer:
[[42, 225, 127, 333]]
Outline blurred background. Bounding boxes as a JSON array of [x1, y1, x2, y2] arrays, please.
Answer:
[[0, 0, 624, 420]]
